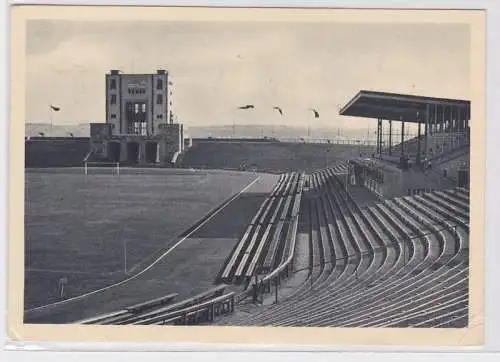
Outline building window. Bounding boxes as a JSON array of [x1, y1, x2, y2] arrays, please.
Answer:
[[157, 94, 163, 104], [156, 114, 163, 119], [110, 94, 117, 104], [157, 78, 163, 89], [110, 114, 116, 119], [110, 79, 116, 89], [128, 88, 146, 95]]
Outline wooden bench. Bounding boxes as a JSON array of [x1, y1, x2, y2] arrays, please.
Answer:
[[234, 225, 262, 278], [125, 293, 178, 314], [133, 292, 235, 325], [117, 284, 227, 325], [78, 309, 131, 325]]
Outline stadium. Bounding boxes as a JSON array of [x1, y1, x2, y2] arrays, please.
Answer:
[[24, 75, 470, 327]]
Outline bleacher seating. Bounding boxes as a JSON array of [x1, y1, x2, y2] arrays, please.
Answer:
[[218, 172, 305, 284], [78, 285, 231, 326], [77, 161, 469, 328], [213, 164, 469, 328], [390, 132, 468, 159], [180, 140, 372, 174]]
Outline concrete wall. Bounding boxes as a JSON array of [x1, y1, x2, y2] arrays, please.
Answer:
[[349, 162, 403, 199], [89, 123, 113, 159], [25, 138, 90, 167], [158, 123, 183, 162]]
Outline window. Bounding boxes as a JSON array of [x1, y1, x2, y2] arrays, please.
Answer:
[[157, 94, 163, 105], [110, 78, 116, 89], [110, 94, 117, 104], [110, 114, 116, 119], [156, 114, 163, 119], [157, 78, 163, 89]]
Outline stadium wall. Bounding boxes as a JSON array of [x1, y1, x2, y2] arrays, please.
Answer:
[[348, 157, 462, 199], [25, 138, 90, 168], [180, 139, 374, 173]]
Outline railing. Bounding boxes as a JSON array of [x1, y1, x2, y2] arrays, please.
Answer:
[[235, 213, 300, 304]]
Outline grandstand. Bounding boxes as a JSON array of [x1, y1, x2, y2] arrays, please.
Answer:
[[25, 90, 470, 329], [179, 139, 373, 174], [73, 162, 468, 327]]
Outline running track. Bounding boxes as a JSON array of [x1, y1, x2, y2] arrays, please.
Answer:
[[24, 173, 279, 324]]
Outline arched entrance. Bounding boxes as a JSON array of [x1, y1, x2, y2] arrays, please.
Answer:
[[127, 142, 139, 164], [145, 142, 158, 164], [107, 142, 120, 162]]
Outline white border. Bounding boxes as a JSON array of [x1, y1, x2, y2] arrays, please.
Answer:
[[2, 0, 500, 359]]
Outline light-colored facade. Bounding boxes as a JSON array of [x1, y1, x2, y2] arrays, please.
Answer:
[[90, 69, 188, 166], [105, 69, 174, 136]]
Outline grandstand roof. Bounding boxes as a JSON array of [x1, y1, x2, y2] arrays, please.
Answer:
[[339, 90, 470, 123]]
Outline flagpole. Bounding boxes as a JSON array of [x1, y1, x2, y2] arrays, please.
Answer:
[[50, 108, 53, 136]]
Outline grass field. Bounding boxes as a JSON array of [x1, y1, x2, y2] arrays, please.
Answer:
[[24, 168, 263, 310]]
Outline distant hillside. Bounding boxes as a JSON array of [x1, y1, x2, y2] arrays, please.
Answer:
[[186, 125, 374, 141], [25, 122, 375, 141], [26, 123, 90, 138]]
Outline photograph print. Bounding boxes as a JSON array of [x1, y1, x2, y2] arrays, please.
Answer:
[[11, 5, 485, 345]]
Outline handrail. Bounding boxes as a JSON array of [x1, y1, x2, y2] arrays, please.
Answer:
[[83, 151, 92, 163], [81, 284, 227, 325], [125, 292, 178, 313], [132, 292, 235, 325], [234, 173, 305, 302], [261, 213, 299, 284]]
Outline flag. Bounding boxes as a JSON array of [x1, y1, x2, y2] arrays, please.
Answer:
[[50, 105, 60, 111], [309, 108, 320, 118], [238, 104, 255, 110]]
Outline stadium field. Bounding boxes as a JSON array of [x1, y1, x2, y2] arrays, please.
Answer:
[[24, 168, 277, 314]]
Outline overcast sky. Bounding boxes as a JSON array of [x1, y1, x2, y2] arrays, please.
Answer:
[[25, 20, 470, 130]]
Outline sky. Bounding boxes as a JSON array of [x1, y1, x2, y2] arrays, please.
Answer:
[[25, 20, 471, 131]]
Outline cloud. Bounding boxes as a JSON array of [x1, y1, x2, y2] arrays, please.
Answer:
[[25, 21, 470, 130]]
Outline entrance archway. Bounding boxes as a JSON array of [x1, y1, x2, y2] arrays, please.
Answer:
[[145, 142, 158, 163], [127, 142, 139, 164], [108, 142, 120, 162]]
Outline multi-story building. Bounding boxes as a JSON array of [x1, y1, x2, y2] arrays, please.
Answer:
[[89, 69, 188, 165], [105, 69, 174, 135]]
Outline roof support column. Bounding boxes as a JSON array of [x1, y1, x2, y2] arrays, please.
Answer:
[[452, 105, 456, 149], [388, 120, 393, 156], [424, 104, 429, 159], [401, 118, 405, 156], [459, 105, 463, 145], [416, 112, 422, 165], [467, 106, 471, 146], [441, 105, 445, 133], [377, 118, 382, 155], [434, 103, 438, 135]]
